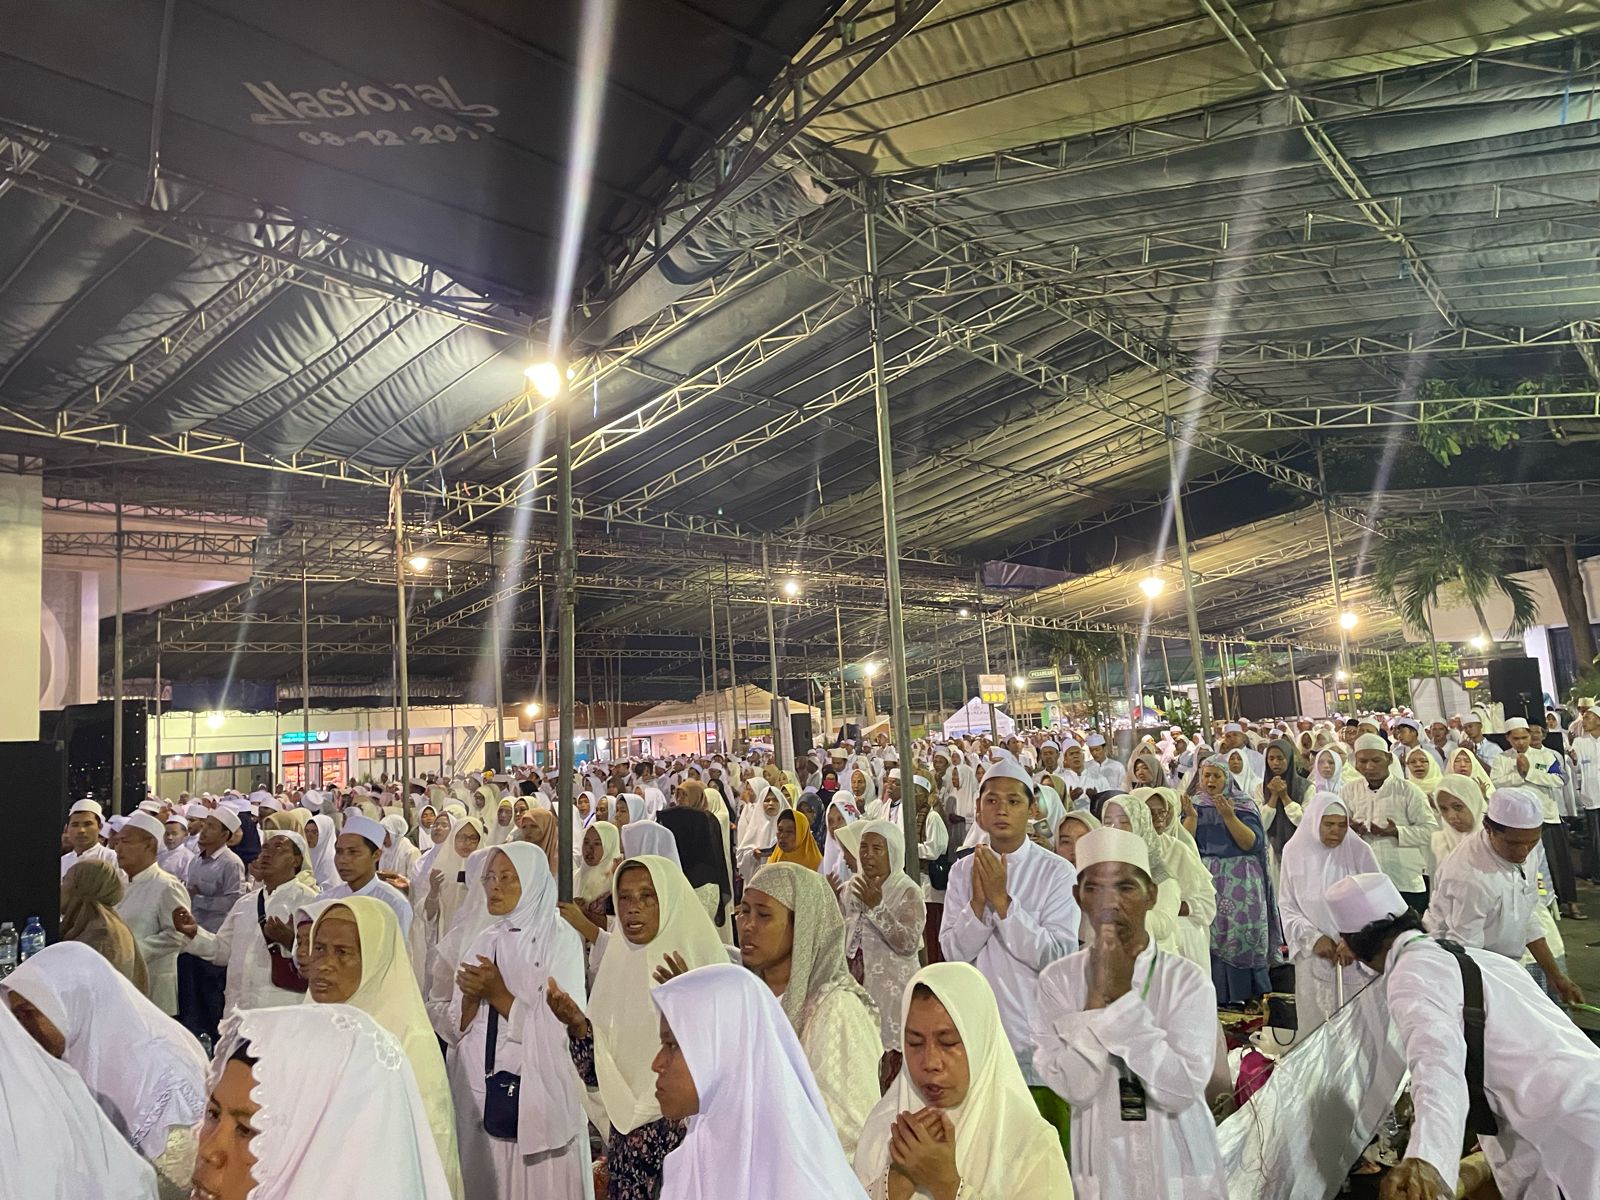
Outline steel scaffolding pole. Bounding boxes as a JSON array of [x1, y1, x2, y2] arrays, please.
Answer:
[[709, 591, 722, 752], [1287, 643, 1300, 711], [762, 541, 783, 766], [865, 198, 919, 874], [539, 575, 549, 765], [978, 607, 998, 741], [112, 501, 125, 813], [489, 535, 505, 771], [1166, 419, 1211, 734], [392, 485, 412, 802], [300, 553, 311, 749], [556, 391, 576, 903], [835, 603, 847, 736], [723, 562, 740, 752], [154, 616, 162, 789], [1318, 445, 1352, 687]]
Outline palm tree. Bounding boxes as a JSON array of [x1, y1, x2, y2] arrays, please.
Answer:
[[1372, 512, 1539, 710], [1030, 628, 1123, 727]]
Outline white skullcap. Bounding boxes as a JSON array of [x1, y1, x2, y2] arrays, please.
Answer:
[[137, 799, 163, 815], [1465, 712, 1485, 725], [106, 815, 128, 833], [1391, 717, 1420, 732], [262, 829, 309, 865], [1487, 787, 1544, 830], [1085, 733, 1106, 748], [256, 794, 285, 813], [1502, 717, 1528, 732], [887, 768, 901, 780], [1325, 872, 1407, 933], [1353, 734, 1389, 753], [1040, 740, 1059, 750], [206, 806, 242, 835], [913, 775, 932, 794], [978, 758, 1034, 796], [1223, 722, 1242, 733], [1579, 697, 1597, 707], [342, 813, 388, 850], [68, 798, 104, 819], [301, 790, 325, 813], [1074, 826, 1150, 876], [184, 802, 209, 820], [164, 814, 189, 830], [123, 811, 165, 845], [221, 796, 250, 816]]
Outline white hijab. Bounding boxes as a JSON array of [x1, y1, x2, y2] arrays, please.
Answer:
[[621, 821, 680, 867], [378, 814, 414, 875], [588, 855, 727, 1135], [0, 941, 206, 1160], [652, 963, 867, 1200], [855, 962, 1070, 1196], [0, 991, 157, 1200], [306, 813, 340, 890], [575, 821, 623, 903], [1278, 792, 1382, 940], [735, 779, 788, 853], [461, 843, 585, 1155], [485, 797, 517, 846], [419, 815, 484, 933], [821, 791, 863, 878], [210, 1004, 454, 1199]]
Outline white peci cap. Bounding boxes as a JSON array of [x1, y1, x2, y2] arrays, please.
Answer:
[[1074, 826, 1150, 876], [122, 811, 166, 845], [1486, 787, 1543, 830], [342, 813, 388, 850], [1325, 872, 1407, 933]]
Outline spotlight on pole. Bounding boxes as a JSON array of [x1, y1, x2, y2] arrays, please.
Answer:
[[1469, 634, 1489, 651], [523, 702, 541, 718], [206, 712, 224, 729], [782, 578, 801, 598], [1012, 674, 1027, 690], [525, 361, 563, 400], [1335, 669, 1349, 682], [1338, 610, 1359, 631], [1138, 576, 1165, 599], [863, 661, 881, 678], [957, 607, 970, 618], [406, 554, 431, 573]]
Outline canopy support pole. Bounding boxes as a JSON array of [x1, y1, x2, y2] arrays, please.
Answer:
[[393, 483, 412, 807], [1318, 445, 1352, 691], [112, 500, 125, 814], [1166, 418, 1211, 735], [489, 534, 505, 773], [556, 387, 576, 903]]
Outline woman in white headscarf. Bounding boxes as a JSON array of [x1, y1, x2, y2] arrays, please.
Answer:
[[841, 820, 925, 1080], [305, 813, 340, 891], [302, 897, 463, 1197], [743, 861, 882, 1158], [821, 791, 864, 881], [2, 940, 206, 1190], [1447, 744, 1495, 802], [650, 963, 868, 1200], [1400, 744, 1443, 801], [1310, 746, 1354, 792], [734, 778, 785, 886], [1276, 791, 1381, 1032], [574, 821, 623, 934], [622, 821, 680, 868], [380, 813, 421, 879], [546, 855, 727, 1200], [444, 842, 592, 1199], [0, 986, 158, 1200], [1431, 773, 1487, 866], [848, 758, 879, 814], [486, 798, 517, 847], [853, 962, 1072, 1199], [1132, 787, 1216, 970], [196, 1004, 454, 1200]]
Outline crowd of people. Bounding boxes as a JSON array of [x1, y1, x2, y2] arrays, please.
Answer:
[[9, 700, 1600, 1199]]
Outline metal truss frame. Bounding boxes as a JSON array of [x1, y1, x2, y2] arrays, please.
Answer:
[[1332, 479, 1600, 514]]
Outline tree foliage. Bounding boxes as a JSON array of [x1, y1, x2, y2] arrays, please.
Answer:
[[1356, 644, 1461, 710], [1371, 512, 1539, 638], [1030, 629, 1122, 725]]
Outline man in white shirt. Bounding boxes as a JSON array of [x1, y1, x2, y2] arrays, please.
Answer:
[[1058, 743, 1088, 808], [1329, 872, 1600, 1200], [1570, 707, 1600, 884], [321, 813, 413, 936], [1568, 696, 1596, 744], [1425, 787, 1583, 1006], [1033, 827, 1226, 1199], [174, 829, 319, 1013], [1490, 716, 1581, 918], [1338, 734, 1438, 911], [1461, 713, 1501, 764], [112, 811, 192, 1015], [940, 758, 1079, 1142], [158, 814, 196, 878], [1080, 734, 1128, 803], [59, 798, 121, 879]]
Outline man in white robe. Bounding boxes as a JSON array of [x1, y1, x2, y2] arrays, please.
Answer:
[[1338, 734, 1437, 910], [1490, 717, 1582, 920], [1329, 872, 1600, 1200], [174, 829, 319, 1013], [940, 759, 1079, 1095], [112, 810, 191, 1015], [1080, 734, 1128, 800], [1425, 788, 1583, 1006], [1033, 827, 1226, 1200], [321, 813, 414, 936], [59, 798, 120, 879]]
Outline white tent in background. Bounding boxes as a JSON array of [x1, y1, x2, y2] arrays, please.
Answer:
[[943, 696, 1015, 738]]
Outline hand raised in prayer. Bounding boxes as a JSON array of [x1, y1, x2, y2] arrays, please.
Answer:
[[1370, 819, 1398, 840], [653, 952, 690, 986], [261, 915, 295, 949], [1515, 752, 1531, 776], [889, 1109, 959, 1200], [972, 846, 1010, 918], [967, 854, 988, 920], [850, 873, 883, 910], [457, 956, 512, 1016], [1379, 1157, 1451, 1200], [545, 978, 590, 1040], [425, 869, 445, 920], [1087, 923, 1137, 1008], [826, 872, 844, 899], [379, 870, 411, 895], [1214, 794, 1236, 821], [172, 906, 198, 939]]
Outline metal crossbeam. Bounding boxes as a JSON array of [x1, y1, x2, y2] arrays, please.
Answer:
[[44, 530, 259, 563], [1003, 465, 1253, 558]]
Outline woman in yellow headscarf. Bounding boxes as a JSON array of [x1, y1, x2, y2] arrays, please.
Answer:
[[768, 807, 823, 871]]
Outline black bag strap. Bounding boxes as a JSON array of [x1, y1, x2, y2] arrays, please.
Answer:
[[485, 1003, 499, 1077], [1433, 938, 1500, 1137]]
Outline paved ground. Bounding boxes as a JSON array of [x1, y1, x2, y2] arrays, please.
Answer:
[[1559, 878, 1600, 1040]]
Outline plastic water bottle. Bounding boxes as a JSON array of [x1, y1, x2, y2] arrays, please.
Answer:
[[18, 916, 45, 962], [0, 922, 16, 978]]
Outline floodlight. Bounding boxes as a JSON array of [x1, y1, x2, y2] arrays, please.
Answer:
[[1138, 576, 1165, 599], [1339, 611, 1359, 630], [525, 361, 563, 399], [407, 554, 431, 572]]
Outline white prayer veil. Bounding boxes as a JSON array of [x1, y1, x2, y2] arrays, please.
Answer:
[[0, 941, 206, 1160], [0, 996, 156, 1200], [652, 963, 867, 1200], [1278, 792, 1381, 943], [622, 820, 681, 867], [305, 813, 339, 890], [209, 1004, 454, 1200]]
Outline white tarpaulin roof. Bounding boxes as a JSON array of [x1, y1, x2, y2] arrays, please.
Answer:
[[943, 696, 1015, 738]]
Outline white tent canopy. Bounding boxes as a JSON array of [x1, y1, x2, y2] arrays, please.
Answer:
[[942, 696, 1015, 738]]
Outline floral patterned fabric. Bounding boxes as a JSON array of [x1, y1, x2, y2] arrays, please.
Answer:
[[570, 1031, 685, 1200]]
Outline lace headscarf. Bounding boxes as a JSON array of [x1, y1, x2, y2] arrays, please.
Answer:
[[745, 861, 875, 1034]]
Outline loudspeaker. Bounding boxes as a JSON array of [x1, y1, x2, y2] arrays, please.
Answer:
[[0, 740, 68, 940], [483, 739, 503, 773], [1485, 656, 1543, 725], [790, 711, 814, 755]]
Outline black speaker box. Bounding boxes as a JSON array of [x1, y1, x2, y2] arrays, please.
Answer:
[[790, 711, 814, 754], [1485, 656, 1543, 725], [0, 739, 68, 939]]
